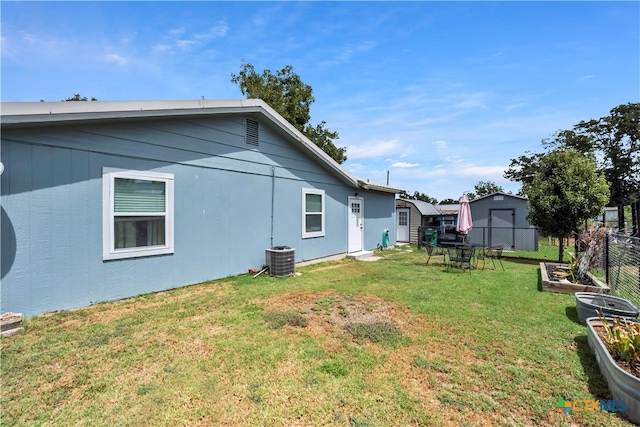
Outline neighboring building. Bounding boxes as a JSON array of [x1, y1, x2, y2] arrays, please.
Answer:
[[1, 100, 402, 317], [596, 207, 621, 229], [394, 199, 461, 244], [467, 192, 537, 250]]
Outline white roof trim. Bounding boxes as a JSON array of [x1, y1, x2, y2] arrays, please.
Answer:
[[357, 178, 403, 194], [469, 192, 527, 203], [1, 99, 406, 193]]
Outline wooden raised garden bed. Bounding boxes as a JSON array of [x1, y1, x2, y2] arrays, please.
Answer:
[[540, 262, 609, 294]]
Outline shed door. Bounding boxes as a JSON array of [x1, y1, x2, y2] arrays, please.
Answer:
[[397, 208, 410, 242], [490, 209, 514, 249], [348, 197, 363, 253]]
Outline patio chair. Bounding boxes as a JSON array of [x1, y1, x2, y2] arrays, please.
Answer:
[[446, 245, 475, 272], [483, 245, 505, 271], [425, 242, 446, 265], [473, 245, 488, 270]]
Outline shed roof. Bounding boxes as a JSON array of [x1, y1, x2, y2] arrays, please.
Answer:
[[397, 198, 440, 216], [396, 199, 462, 216], [1, 99, 403, 194], [436, 204, 460, 215], [469, 192, 527, 203]]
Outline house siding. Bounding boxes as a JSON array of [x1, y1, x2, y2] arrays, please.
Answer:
[[1, 114, 396, 317], [395, 199, 439, 245]]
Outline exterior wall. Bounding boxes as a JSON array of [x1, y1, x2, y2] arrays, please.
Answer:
[[395, 200, 421, 244], [362, 190, 396, 249], [467, 194, 536, 250], [469, 195, 531, 228], [1, 115, 396, 317]]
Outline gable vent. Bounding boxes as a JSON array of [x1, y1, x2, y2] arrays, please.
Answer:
[[246, 119, 259, 146]]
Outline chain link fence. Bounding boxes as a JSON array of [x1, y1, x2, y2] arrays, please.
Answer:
[[606, 233, 640, 308], [467, 227, 570, 261], [421, 227, 639, 307]]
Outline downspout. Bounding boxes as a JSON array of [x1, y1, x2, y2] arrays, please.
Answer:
[[270, 166, 275, 248]]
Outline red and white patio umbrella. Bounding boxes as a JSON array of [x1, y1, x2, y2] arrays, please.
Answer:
[[456, 194, 473, 234]]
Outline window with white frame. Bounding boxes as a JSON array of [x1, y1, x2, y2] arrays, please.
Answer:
[[302, 188, 325, 238], [398, 210, 408, 226], [103, 169, 174, 260]]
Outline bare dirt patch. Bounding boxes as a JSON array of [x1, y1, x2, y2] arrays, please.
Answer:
[[259, 291, 411, 328]]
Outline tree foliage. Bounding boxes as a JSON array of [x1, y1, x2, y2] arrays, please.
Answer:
[[504, 151, 545, 185], [398, 191, 438, 204], [231, 63, 347, 164], [505, 102, 639, 230], [63, 94, 97, 101], [439, 198, 458, 205], [545, 103, 640, 211], [523, 149, 609, 261], [466, 180, 504, 200]]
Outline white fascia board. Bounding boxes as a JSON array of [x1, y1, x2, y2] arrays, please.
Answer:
[[1, 99, 260, 125], [356, 178, 404, 194]]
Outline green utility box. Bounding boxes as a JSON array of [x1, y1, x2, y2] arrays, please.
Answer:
[[424, 229, 438, 246]]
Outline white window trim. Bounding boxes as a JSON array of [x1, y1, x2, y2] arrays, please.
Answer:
[[302, 188, 325, 239], [103, 169, 174, 260]]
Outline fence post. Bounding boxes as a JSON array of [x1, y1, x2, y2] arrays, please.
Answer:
[[605, 232, 610, 287]]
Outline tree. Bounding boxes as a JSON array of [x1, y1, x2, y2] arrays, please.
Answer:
[[439, 198, 458, 205], [546, 103, 640, 230], [504, 151, 545, 185], [507, 103, 640, 231], [398, 190, 438, 204], [467, 180, 504, 200], [522, 149, 609, 262], [63, 94, 97, 101], [231, 63, 347, 164]]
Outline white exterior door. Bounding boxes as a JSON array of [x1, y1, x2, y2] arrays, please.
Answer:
[[348, 197, 363, 253], [397, 208, 410, 242]]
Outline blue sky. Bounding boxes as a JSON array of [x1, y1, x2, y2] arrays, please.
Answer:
[[2, 1, 638, 202]]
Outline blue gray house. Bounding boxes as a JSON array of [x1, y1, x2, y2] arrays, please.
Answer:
[[1, 100, 402, 317]]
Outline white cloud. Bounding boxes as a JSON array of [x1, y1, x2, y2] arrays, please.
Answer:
[[104, 53, 128, 65], [345, 162, 367, 172], [168, 28, 185, 37], [154, 22, 228, 55], [505, 102, 526, 112], [346, 139, 402, 159], [390, 162, 419, 168], [339, 41, 374, 61], [152, 44, 171, 54], [451, 92, 489, 110], [456, 164, 508, 179], [195, 23, 229, 40], [444, 156, 464, 164], [176, 40, 196, 51]]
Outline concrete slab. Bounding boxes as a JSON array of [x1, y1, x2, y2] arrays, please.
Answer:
[[346, 250, 375, 260]]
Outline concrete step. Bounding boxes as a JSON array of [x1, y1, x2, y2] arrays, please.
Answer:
[[346, 250, 376, 261]]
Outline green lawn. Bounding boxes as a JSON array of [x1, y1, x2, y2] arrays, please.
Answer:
[[1, 245, 634, 426]]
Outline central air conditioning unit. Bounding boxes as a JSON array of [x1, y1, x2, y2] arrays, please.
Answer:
[[265, 246, 295, 277]]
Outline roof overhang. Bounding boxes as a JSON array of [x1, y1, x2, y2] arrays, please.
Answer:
[[1, 99, 400, 192], [357, 179, 403, 194], [469, 192, 527, 203]]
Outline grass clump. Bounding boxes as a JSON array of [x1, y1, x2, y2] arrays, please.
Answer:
[[263, 310, 308, 329], [345, 321, 408, 346], [411, 356, 450, 373]]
